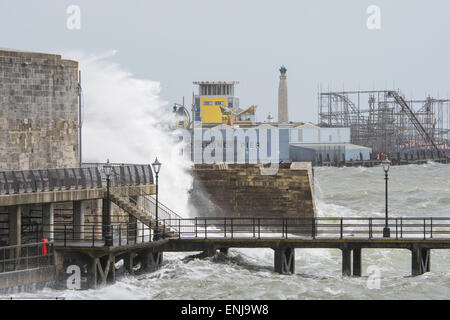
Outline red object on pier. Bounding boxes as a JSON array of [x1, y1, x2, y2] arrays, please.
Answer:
[[41, 238, 48, 255]]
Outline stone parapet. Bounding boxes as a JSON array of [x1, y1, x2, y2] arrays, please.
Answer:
[[190, 162, 316, 219]]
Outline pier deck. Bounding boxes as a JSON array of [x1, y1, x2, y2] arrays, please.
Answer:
[[47, 216, 450, 282], [1, 216, 449, 290], [1, 164, 449, 289]]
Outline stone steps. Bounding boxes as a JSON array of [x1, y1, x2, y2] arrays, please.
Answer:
[[109, 192, 176, 238]]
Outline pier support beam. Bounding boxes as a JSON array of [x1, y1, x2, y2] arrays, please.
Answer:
[[219, 248, 229, 255], [203, 247, 217, 257], [54, 251, 96, 290], [94, 254, 116, 287], [140, 250, 163, 272], [42, 203, 54, 241], [411, 246, 420, 276], [352, 248, 362, 277], [123, 252, 137, 274], [342, 248, 351, 276], [411, 245, 430, 276], [421, 248, 430, 273], [274, 247, 295, 275]]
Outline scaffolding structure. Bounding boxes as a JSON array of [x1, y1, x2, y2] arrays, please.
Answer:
[[318, 89, 450, 155]]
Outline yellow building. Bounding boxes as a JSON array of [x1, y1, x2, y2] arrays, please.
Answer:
[[193, 81, 239, 125]]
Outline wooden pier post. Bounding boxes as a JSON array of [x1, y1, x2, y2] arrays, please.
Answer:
[[123, 251, 137, 274], [421, 248, 430, 273], [95, 254, 116, 287], [411, 245, 421, 276], [274, 247, 295, 275], [342, 247, 351, 276], [205, 247, 217, 257], [140, 249, 163, 272], [54, 250, 99, 290], [411, 245, 430, 276], [352, 248, 362, 277]]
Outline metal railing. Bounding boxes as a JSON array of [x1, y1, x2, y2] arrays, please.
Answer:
[[17, 217, 450, 249], [0, 164, 154, 195], [82, 163, 154, 186], [35, 222, 156, 248], [0, 241, 54, 274], [159, 217, 450, 240]]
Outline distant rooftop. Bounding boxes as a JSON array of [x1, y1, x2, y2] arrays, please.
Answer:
[[290, 143, 371, 151], [193, 81, 240, 85]]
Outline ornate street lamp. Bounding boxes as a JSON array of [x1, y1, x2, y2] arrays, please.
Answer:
[[152, 157, 162, 240], [103, 159, 115, 246], [382, 158, 391, 238]]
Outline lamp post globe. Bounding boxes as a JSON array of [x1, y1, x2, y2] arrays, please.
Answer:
[[382, 158, 391, 174], [382, 158, 391, 238]]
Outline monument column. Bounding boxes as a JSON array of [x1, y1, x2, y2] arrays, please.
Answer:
[[278, 65, 289, 123]]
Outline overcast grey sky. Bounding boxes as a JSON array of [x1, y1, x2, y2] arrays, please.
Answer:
[[1, 0, 449, 122]]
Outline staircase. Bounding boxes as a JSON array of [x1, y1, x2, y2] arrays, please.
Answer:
[[109, 191, 177, 238]]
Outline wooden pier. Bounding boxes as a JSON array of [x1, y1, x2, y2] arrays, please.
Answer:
[[3, 215, 450, 290], [1, 164, 450, 291]]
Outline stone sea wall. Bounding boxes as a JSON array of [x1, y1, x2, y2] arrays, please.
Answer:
[[190, 162, 316, 219], [0, 49, 79, 170]]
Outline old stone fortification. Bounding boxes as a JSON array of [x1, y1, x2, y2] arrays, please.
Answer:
[[190, 162, 316, 219], [0, 49, 79, 170]]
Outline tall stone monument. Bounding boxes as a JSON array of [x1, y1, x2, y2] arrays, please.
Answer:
[[278, 65, 289, 123]]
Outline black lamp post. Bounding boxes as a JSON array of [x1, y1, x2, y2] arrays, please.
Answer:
[[382, 158, 391, 238], [152, 157, 162, 240], [103, 159, 115, 246]]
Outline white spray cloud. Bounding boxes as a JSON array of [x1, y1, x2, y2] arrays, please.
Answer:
[[65, 50, 192, 216]]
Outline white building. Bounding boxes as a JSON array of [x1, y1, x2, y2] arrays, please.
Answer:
[[288, 123, 372, 161], [289, 123, 351, 144]]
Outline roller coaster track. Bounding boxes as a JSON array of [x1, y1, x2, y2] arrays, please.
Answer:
[[387, 91, 442, 156]]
